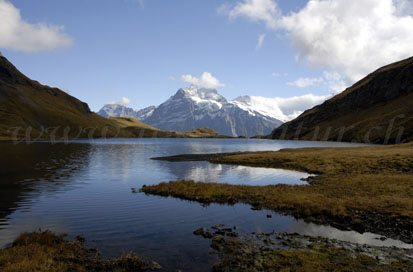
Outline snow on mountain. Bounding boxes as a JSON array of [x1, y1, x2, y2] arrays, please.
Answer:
[[97, 86, 327, 137], [231, 94, 328, 123], [138, 86, 283, 137], [97, 104, 139, 119], [135, 106, 156, 120], [98, 104, 156, 120]]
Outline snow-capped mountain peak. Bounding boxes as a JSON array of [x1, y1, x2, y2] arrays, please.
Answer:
[[232, 95, 251, 104], [98, 87, 286, 137], [176, 85, 227, 103], [97, 87, 328, 136]]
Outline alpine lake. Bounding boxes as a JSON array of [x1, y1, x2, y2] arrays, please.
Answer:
[[0, 138, 411, 271]]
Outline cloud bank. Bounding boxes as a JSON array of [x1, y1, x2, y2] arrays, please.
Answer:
[[270, 94, 328, 120], [0, 0, 73, 52], [221, 0, 413, 86], [181, 72, 225, 89], [236, 94, 329, 122]]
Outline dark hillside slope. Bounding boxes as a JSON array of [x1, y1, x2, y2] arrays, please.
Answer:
[[0, 55, 131, 140], [271, 57, 413, 144]]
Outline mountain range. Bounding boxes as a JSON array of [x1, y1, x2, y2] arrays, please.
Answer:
[[99, 86, 284, 137], [2, 51, 412, 143], [270, 57, 413, 144]]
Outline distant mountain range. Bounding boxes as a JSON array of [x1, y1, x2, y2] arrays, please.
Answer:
[[98, 104, 156, 121], [98, 86, 284, 137], [270, 57, 413, 144]]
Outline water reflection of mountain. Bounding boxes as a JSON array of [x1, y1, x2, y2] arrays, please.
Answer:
[[0, 143, 92, 221], [154, 160, 309, 185]]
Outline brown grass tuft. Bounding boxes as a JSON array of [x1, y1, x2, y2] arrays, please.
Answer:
[[0, 231, 160, 272]]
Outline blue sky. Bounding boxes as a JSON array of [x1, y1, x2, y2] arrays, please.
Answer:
[[1, 0, 413, 112]]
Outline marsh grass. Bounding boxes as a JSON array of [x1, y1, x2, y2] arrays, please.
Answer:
[[0, 231, 160, 272]]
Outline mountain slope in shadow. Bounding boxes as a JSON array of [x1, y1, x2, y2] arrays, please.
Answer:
[[0, 55, 132, 140], [270, 57, 413, 144]]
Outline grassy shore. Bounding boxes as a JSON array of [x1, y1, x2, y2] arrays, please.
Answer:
[[142, 143, 413, 243], [0, 231, 160, 272]]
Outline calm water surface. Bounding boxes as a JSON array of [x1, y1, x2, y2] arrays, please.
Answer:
[[0, 139, 411, 271]]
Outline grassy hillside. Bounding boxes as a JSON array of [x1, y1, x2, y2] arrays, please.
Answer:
[[0, 55, 134, 140], [270, 57, 413, 144], [179, 127, 229, 138], [109, 117, 160, 130], [109, 117, 229, 138], [122, 123, 229, 138]]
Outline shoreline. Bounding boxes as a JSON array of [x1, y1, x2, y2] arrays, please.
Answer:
[[0, 135, 236, 143], [142, 143, 413, 244], [0, 135, 380, 144], [193, 225, 413, 271]]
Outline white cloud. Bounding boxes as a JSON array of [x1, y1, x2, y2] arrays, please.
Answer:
[[256, 34, 266, 49], [221, 0, 413, 86], [0, 0, 73, 52], [234, 94, 329, 122], [267, 94, 329, 120], [287, 72, 346, 93], [110, 97, 131, 106], [225, 0, 281, 29], [287, 77, 323, 88], [181, 72, 225, 89], [281, 0, 413, 82]]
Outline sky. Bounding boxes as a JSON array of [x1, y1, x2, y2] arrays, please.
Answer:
[[1, 0, 413, 112]]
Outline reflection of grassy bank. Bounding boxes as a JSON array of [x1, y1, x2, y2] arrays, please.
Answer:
[[141, 143, 413, 243], [0, 231, 160, 272]]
